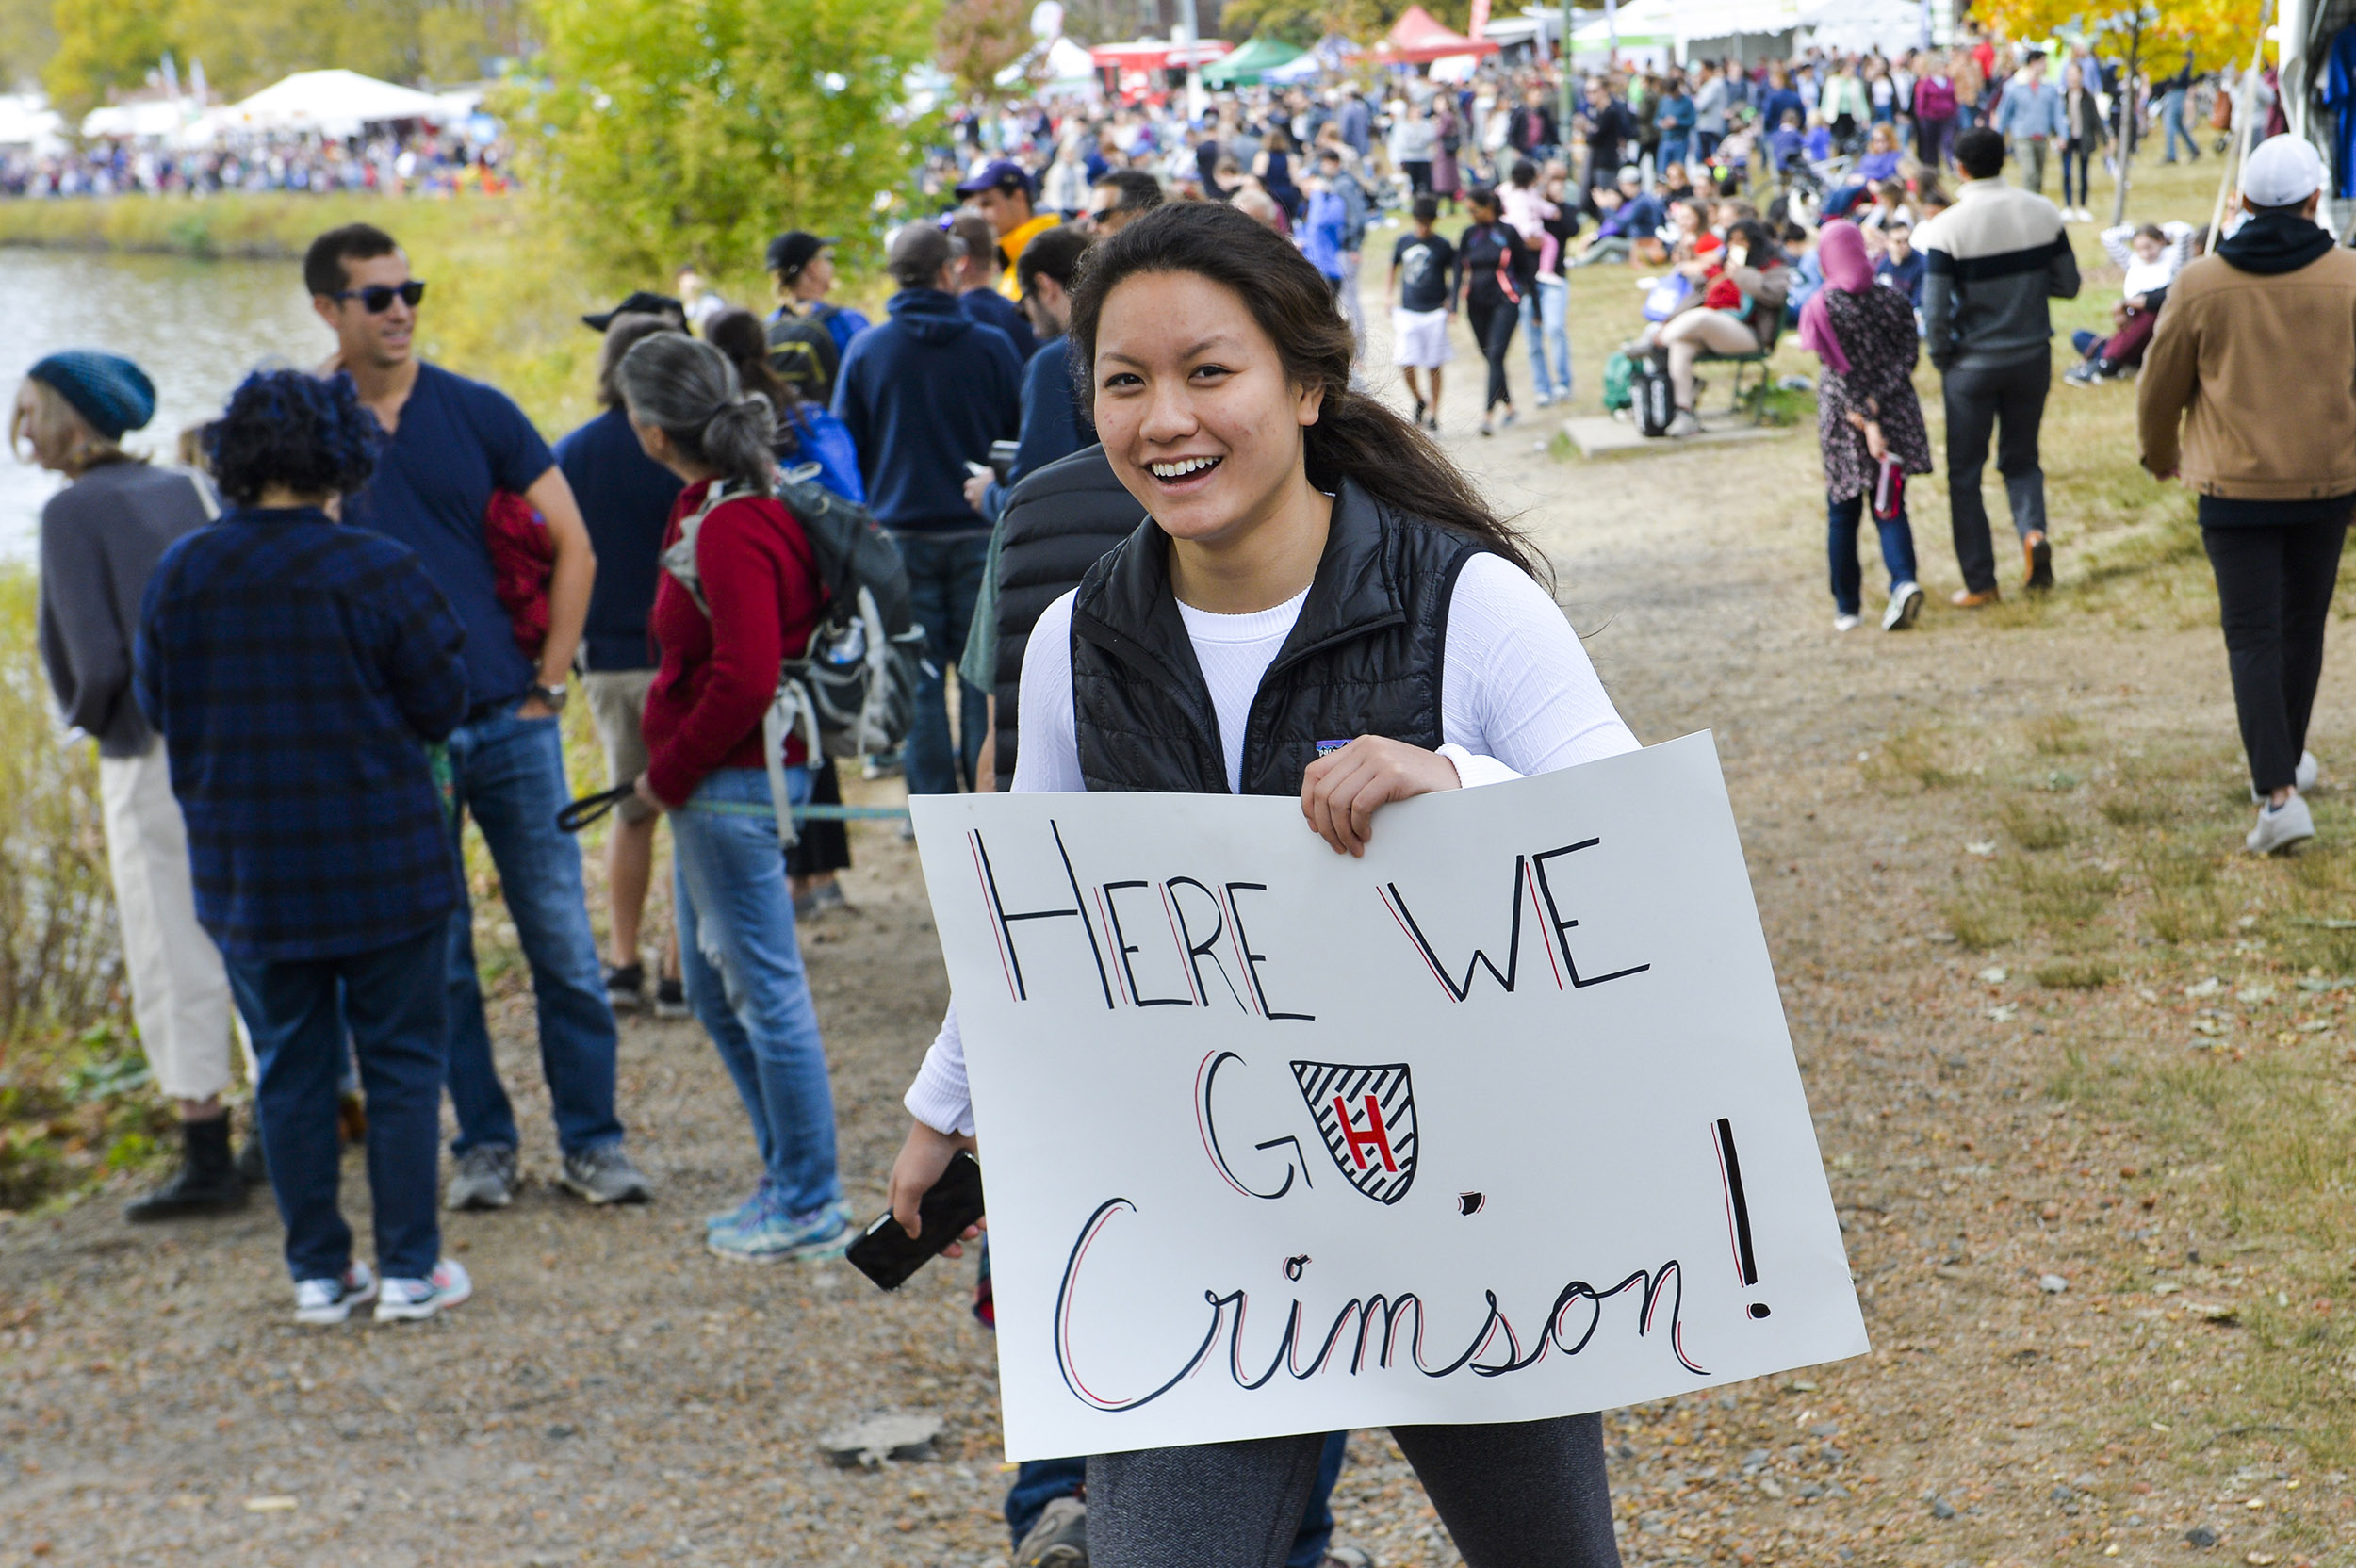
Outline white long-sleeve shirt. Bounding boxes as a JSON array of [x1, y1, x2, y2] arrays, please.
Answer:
[[902, 552, 1639, 1136], [2100, 220, 2195, 300]]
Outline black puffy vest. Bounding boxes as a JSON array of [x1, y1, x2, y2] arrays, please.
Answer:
[[992, 446, 1144, 781], [1071, 479, 1485, 797]]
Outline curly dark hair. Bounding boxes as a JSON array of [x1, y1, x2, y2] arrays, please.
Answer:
[[205, 369, 383, 506]]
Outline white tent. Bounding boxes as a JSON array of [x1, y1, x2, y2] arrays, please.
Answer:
[[0, 93, 64, 153], [1795, 0, 1937, 54], [221, 69, 449, 136], [1575, 0, 1677, 51], [80, 100, 195, 139]]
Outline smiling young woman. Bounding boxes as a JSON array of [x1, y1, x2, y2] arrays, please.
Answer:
[[888, 201, 1641, 1566]]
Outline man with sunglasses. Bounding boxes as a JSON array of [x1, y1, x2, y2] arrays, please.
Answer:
[[1083, 168, 1163, 237], [303, 223, 652, 1215]]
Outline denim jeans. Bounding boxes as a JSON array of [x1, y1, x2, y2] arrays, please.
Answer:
[[1657, 136, 1689, 172], [672, 766, 842, 1217], [1006, 1432, 1350, 1561], [2161, 90, 2196, 162], [890, 529, 990, 799], [1523, 276, 1569, 401], [1827, 490, 1920, 616], [440, 703, 623, 1157], [226, 926, 446, 1281]]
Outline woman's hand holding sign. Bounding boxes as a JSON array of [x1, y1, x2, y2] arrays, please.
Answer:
[[1300, 736, 1462, 857]]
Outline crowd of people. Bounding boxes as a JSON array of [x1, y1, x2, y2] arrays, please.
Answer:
[[1, 128, 512, 199], [8, 29, 2339, 1567]]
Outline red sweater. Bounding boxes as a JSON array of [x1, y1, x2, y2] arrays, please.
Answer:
[[641, 482, 822, 807]]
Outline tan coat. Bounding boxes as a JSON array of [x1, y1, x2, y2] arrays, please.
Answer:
[[2138, 247, 2356, 500]]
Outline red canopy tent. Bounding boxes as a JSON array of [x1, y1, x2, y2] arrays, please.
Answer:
[[1088, 38, 1234, 74], [1375, 5, 1500, 62]]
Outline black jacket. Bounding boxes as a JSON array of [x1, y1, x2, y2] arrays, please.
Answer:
[[1070, 478, 1484, 796], [991, 444, 1144, 781]]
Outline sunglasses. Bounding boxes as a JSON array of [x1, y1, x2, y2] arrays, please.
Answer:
[[333, 280, 427, 313]]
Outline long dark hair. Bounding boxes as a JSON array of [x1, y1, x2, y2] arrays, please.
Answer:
[[703, 307, 809, 457], [1067, 201, 1543, 581]]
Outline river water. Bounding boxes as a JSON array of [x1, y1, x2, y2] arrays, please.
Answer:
[[1, 248, 325, 561]]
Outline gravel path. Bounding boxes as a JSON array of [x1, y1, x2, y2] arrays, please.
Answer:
[[7, 303, 2349, 1568]]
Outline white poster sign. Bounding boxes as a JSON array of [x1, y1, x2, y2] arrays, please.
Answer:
[[910, 733, 1867, 1461]]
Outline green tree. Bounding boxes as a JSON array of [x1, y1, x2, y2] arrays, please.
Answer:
[[1214, 0, 1328, 48], [519, 0, 937, 286], [0, 0, 57, 92], [41, 0, 169, 119], [936, 0, 1030, 99]]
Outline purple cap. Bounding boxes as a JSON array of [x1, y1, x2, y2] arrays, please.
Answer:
[[954, 158, 1034, 200]]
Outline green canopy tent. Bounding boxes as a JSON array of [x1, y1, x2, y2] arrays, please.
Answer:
[[1200, 35, 1307, 86]]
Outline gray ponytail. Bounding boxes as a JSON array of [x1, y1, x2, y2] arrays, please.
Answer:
[[615, 333, 777, 497]]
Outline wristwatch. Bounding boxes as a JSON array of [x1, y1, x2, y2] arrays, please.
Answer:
[[534, 681, 569, 713]]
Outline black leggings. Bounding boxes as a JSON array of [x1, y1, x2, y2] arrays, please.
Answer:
[[2202, 517, 2350, 795], [1086, 1413, 1621, 1568], [1467, 295, 1519, 412]]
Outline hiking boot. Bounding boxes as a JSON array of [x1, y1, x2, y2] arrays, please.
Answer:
[[445, 1144, 517, 1211], [375, 1259, 473, 1323], [2023, 530, 2053, 591], [1013, 1495, 1089, 1566], [605, 961, 646, 1014], [654, 976, 690, 1020], [124, 1116, 248, 1222], [707, 1199, 850, 1263], [559, 1142, 653, 1205], [293, 1262, 378, 1326]]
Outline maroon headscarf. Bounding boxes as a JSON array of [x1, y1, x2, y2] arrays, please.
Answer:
[[1799, 220, 1874, 375]]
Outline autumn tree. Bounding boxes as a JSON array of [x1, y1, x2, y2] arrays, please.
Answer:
[[938, 0, 1032, 99], [1972, 0, 2260, 223], [1215, 0, 1330, 48], [518, 0, 936, 288]]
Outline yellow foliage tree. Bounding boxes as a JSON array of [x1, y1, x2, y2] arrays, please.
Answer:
[[1971, 0, 2265, 221]]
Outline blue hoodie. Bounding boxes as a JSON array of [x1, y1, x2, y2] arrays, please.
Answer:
[[831, 288, 1023, 531]]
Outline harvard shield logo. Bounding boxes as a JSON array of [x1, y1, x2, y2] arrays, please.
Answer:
[[1290, 1060, 1418, 1205]]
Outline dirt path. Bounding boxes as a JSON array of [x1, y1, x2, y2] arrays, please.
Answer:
[[6, 291, 2349, 1568]]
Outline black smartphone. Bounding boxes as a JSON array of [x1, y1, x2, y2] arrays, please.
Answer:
[[846, 1151, 986, 1292]]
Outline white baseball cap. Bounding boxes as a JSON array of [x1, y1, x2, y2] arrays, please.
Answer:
[[2241, 135, 2326, 208]]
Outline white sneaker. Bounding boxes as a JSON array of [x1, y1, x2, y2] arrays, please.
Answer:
[[1882, 581, 1925, 630], [1665, 409, 1703, 438], [1834, 612, 1862, 632], [2250, 751, 2321, 802], [2247, 794, 2316, 855], [375, 1258, 473, 1322], [293, 1262, 378, 1326]]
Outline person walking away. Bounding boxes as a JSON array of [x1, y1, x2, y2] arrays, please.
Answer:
[[703, 308, 864, 920], [2059, 61, 2107, 222], [1913, 56, 1958, 171], [1391, 196, 1457, 432], [1633, 218, 1792, 438], [890, 198, 1639, 1568], [615, 334, 853, 1259], [831, 224, 1023, 802], [2157, 57, 2201, 165], [1455, 188, 1533, 436], [1990, 52, 2064, 199], [17, 351, 254, 1219], [555, 313, 689, 1019], [2066, 220, 2195, 385], [765, 231, 871, 398], [1797, 222, 1929, 632], [306, 223, 654, 1212], [136, 368, 472, 1324], [2139, 137, 2356, 855], [1918, 129, 2079, 606], [950, 212, 1039, 363], [958, 160, 1060, 300]]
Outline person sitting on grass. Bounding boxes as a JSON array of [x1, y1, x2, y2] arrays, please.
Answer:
[[2066, 220, 2197, 386], [136, 368, 473, 1326]]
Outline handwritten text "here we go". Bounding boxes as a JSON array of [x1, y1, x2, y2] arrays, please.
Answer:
[[961, 823, 1651, 1020]]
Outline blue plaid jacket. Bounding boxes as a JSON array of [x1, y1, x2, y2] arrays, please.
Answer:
[[136, 506, 469, 962]]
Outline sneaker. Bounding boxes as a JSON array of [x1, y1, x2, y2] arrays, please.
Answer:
[[706, 1176, 777, 1231], [808, 879, 851, 920], [1883, 580, 1925, 631], [375, 1258, 473, 1322], [1013, 1495, 1088, 1567], [1951, 585, 2001, 609], [293, 1262, 378, 1326], [445, 1144, 517, 1211], [706, 1199, 851, 1263], [1500, 408, 1518, 427], [605, 961, 646, 1014], [1834, 612, 1862, 632], [654, 976, 690, 1019], [2249, 752, 2321, 803], [1665, 408, 1703, 438], [2248, 794, 2316, 855], [558, 1143, 654, 1205], [2062, 363, 2101, 388], [2023, 529, 2053, 591]]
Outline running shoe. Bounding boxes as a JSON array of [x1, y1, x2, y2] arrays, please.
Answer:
[[706, 1176, 777, 1231], [558, 1143, 654, 1205], [376, 1259, 473, 1322], [707, 1200, 852, 1263], [1665, 409, 1703, 438], [1834, 612, 1862, 632], [2249, 752, 2320, 802], [1883, 581, 1924, 631], [2248, 795, 2315, 856], [293, 1262, 378, 1326], [445, 1144, 517, 1211], [1013, 1496, 1089, 1566]]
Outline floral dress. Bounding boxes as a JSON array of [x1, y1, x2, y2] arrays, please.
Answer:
[[1815, 283, 1932, 501]]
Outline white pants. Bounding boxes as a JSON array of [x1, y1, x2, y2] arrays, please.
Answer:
[[99, 740, 244, 1102]]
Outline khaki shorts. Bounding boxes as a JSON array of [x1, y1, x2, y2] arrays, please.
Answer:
[[583, 669, 660, 824]]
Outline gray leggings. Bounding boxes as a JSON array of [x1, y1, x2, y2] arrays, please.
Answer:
[[1085, 1413, 1622, 1568]]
